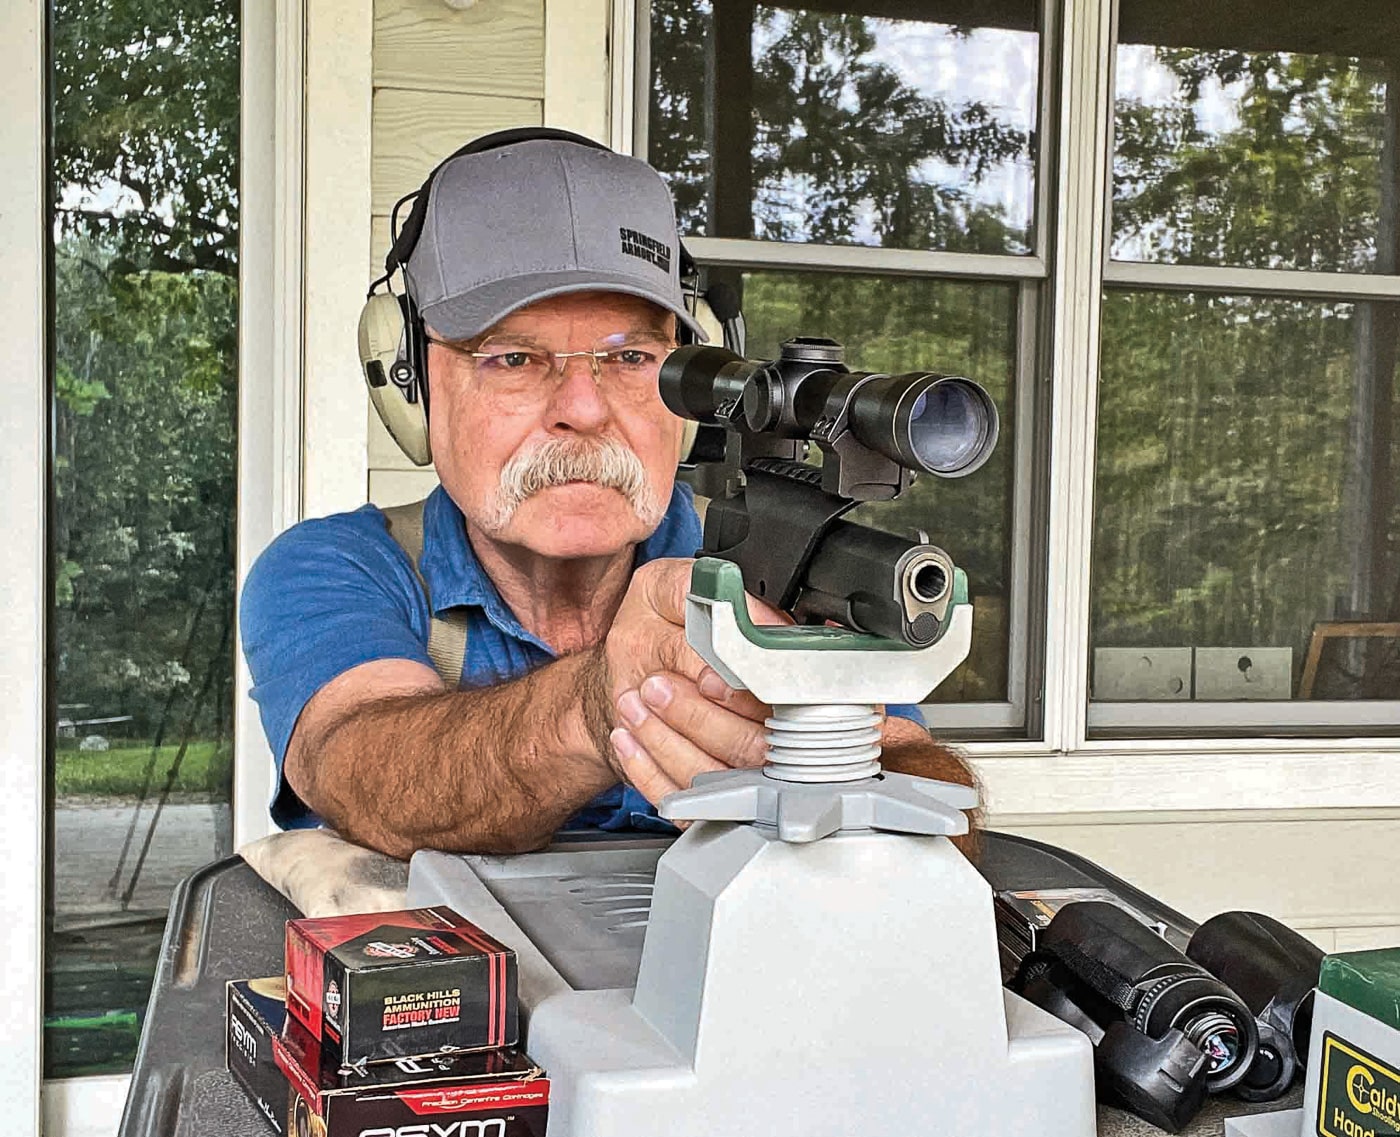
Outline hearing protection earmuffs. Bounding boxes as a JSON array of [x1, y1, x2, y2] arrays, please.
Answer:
[[357, 127, 735, 468]]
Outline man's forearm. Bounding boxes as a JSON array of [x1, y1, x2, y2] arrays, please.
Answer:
[[881, 721, 982, 860], [287, 648, 617, 858]]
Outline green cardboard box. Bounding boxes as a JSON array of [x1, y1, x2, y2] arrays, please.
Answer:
[[1302, 948, 1400, 1137]]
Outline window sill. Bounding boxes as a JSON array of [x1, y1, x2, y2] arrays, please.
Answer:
[[966, 740, 1400, 817]]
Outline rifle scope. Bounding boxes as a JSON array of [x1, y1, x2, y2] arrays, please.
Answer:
[[659, 338, 999, 479]]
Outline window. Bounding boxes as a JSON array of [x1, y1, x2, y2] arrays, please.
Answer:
[[1090, 0, 1400, 733], [47, 0, 240, 1078], [643, 0, 1049, 732]]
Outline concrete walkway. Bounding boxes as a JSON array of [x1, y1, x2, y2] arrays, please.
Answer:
[[53, 800, 232, 924]]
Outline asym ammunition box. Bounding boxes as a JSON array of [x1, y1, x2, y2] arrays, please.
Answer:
[[227, 979, 548, 1137], [285, 907, 517, 1065]]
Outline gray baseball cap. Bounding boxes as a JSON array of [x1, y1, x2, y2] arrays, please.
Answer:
[[403, 138, 707, 343]]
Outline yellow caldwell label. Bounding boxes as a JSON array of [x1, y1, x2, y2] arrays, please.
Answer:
[[1319, 1033, 1400, 1137]]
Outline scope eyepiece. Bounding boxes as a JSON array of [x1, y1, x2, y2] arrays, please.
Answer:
[[1128, 964, 1258, 1091]]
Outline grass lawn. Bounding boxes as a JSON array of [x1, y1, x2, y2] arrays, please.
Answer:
[[55, 741, 232, 799]]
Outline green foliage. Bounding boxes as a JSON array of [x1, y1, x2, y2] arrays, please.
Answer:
[[1099, 45, 1400, 690], [53, 240, 237, 741], [749, 10, 1026, 251], [52, 0, 239, 277], [54, 741, 232, 800], [1114, 49, 1390, 271], [1095, 292, 1373, 653], [52, 0, 239, 751], [648, 0, 1030, 253]]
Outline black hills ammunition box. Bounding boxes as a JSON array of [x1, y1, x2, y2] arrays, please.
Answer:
[[226, 979, 549, 1137], [285, 906, 517, 1065]]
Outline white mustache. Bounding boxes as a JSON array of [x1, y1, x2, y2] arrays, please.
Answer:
[[483, 436, 665, 530]]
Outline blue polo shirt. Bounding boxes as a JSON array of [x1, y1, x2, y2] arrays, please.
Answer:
[[240, 482, 924, 832]]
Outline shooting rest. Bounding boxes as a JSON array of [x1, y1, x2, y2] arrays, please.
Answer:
[[406, 560, 1096, 1137]]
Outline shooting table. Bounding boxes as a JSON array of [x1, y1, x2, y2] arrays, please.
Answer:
[[117, 831, 1301, 1137]]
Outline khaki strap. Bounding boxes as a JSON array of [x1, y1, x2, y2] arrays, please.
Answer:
[[381, 498, 470, 688]]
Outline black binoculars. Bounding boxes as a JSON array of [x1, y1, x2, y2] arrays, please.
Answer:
[[1011, 902, 1322, 1133]]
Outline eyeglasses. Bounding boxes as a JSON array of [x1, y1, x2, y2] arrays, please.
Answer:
[[426, 331, 678, 402]]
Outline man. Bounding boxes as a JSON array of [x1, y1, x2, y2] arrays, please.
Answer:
[[241, 136, 974, 860]]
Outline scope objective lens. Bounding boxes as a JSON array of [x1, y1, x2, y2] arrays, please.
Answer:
[[1184, 1011, 1241, 1075]]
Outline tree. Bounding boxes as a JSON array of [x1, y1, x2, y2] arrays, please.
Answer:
[[1098, 47, 1399, 696], [649, 0, 1033, 252], [53, 241, 237, 747], [51, 0, 239, 750], [52, 0, 239, 277]]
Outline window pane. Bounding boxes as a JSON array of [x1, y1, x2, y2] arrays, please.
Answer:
[[1092, 291, 1400, 705], [739, 270, 1017, 702], [48, 0, 239, 1077], [1112, 3, 1400, 272], [648, 0, 1040, 254]]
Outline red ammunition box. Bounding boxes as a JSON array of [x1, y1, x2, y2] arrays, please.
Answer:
[[227, 979, 548, 1137], [285, 907, 517, 1066]]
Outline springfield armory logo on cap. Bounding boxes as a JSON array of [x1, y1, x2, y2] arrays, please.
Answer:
[[619, 227, 672, 273], [1318, 1032, 1400, 1137]]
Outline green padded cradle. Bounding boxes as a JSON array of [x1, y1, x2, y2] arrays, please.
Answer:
[[688, 556, 969, 652]]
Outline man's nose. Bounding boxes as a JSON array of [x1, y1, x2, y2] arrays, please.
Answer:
[[546, 354, 610, 433]]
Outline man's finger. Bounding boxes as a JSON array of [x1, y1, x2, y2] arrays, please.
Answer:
[[641, 557, 790, 629], [744, 593, 793, 626], [638, 557, 694, 628], [695, 667, 771, 722], [616, 687, 732, 786], [611, 726, 683, 807], [640, 673, 769, 768]]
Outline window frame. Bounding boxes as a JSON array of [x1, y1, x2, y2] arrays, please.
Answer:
[[234, 0, 374, 850], [1, 0, 47, 1123], [1087, 0, 1400, 736], [627, 0, 1059, 734], [610, 0, 1400, 815], [35, 0, 371, 1121]]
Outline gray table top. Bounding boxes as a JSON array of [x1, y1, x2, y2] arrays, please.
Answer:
[[116, 836, 1302, 1137]]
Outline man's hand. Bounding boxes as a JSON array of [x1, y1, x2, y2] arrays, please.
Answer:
[[611, 668, 771, 804], [600, 558, 784, 803]]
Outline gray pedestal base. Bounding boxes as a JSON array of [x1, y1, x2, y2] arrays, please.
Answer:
[[411, 823, 1095, 1137]]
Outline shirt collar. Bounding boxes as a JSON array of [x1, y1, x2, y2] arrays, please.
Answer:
[[418, 481, 703, 651]]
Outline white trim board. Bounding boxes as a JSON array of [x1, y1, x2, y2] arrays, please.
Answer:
[[0, 0, 47, 1123], [543, 0, 611, 142], [684, 237, 1046, 280], [236, 0, 301, 847], [1104, 259, 1400, 301], [236, 0, 374, 847], [43, 1076, 131, 1137], [972, 746, 1400, 816], [997, 812, 1400, 931], [301, 0, 373, 520]]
